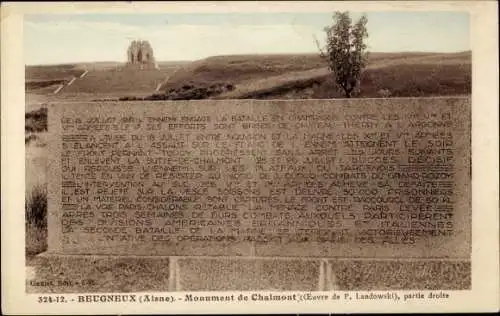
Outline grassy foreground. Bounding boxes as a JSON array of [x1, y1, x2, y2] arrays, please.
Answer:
[[25, 184, 48, 258]]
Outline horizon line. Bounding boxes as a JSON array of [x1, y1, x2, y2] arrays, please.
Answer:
[[25, 50, 472, 67]]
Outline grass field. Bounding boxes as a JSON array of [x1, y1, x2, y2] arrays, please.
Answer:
[[171, 51, 472, 99], [25, 64, 87, 95], [163, 54, 325, 88], [218, 61, 471, 99], [61, 68, 169, 94], [25, 61, 189, 105], [25, 64, 86, 81]]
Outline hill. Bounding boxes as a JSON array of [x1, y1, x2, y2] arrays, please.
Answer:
[[25, 62, 189, 106], [25, 64, 87, 93], [163, 54, 325, 88], [163, 51, 471, 99], [61, 68, 170, 94]]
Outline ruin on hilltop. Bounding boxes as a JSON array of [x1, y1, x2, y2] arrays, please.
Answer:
[[126, 40, 158, 70]]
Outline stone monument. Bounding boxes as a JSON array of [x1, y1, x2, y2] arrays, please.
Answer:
[[126, 40, 158, 70], [29, 98, 471, 293]]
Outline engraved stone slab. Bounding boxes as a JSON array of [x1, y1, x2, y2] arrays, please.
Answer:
[[47, 98, 471, 257]]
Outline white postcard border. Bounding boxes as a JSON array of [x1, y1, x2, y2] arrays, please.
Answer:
[[1, 1, 498, 314]]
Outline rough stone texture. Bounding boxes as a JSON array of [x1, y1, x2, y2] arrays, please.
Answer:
[[26, 254, 170, 293], [126, 40, 157, 69], [328, 260, 471, 290], [47, 98, 471, 259], [176, 258, 321, 291], [26, 255, 470, 292]]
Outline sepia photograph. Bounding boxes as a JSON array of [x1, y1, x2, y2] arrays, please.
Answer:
[[2, 1, 499, 315]]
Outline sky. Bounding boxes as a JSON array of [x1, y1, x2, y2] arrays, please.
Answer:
[[24, 12, 470, 65]]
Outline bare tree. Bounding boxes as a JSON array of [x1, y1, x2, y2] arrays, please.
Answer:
[[315, 12, 368, 98]]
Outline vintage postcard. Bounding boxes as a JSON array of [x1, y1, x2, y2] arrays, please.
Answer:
[[1, 1, 498, 314]]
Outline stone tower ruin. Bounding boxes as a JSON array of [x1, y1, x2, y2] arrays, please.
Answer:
[[126, 40, 158, 70]]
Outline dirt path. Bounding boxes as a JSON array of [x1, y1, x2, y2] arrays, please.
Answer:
[[67, 77, 76, 86], [53, 84, 65, 94], [53, 69, 88, 95], [154, 66, 183, 93], [79, 70, 89, 78], [154, 83, 163, 92]]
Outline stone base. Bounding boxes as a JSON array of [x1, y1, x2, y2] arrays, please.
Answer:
[[26, 253, 171, 293], [176, 257, 321, 291], [26, 253, 470, 293], [124, 63, 159, 70], [327, 259, 471, 290]]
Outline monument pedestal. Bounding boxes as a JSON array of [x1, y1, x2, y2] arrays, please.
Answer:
[[27, 253, 470, 293], [124, 62, 158, 71]]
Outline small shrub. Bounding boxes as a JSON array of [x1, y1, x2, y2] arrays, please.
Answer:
[[161, 81, 233, 100], [25, 108, 48, 133], [144, 93, 168, 101], [25, 184, 47, 229]]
